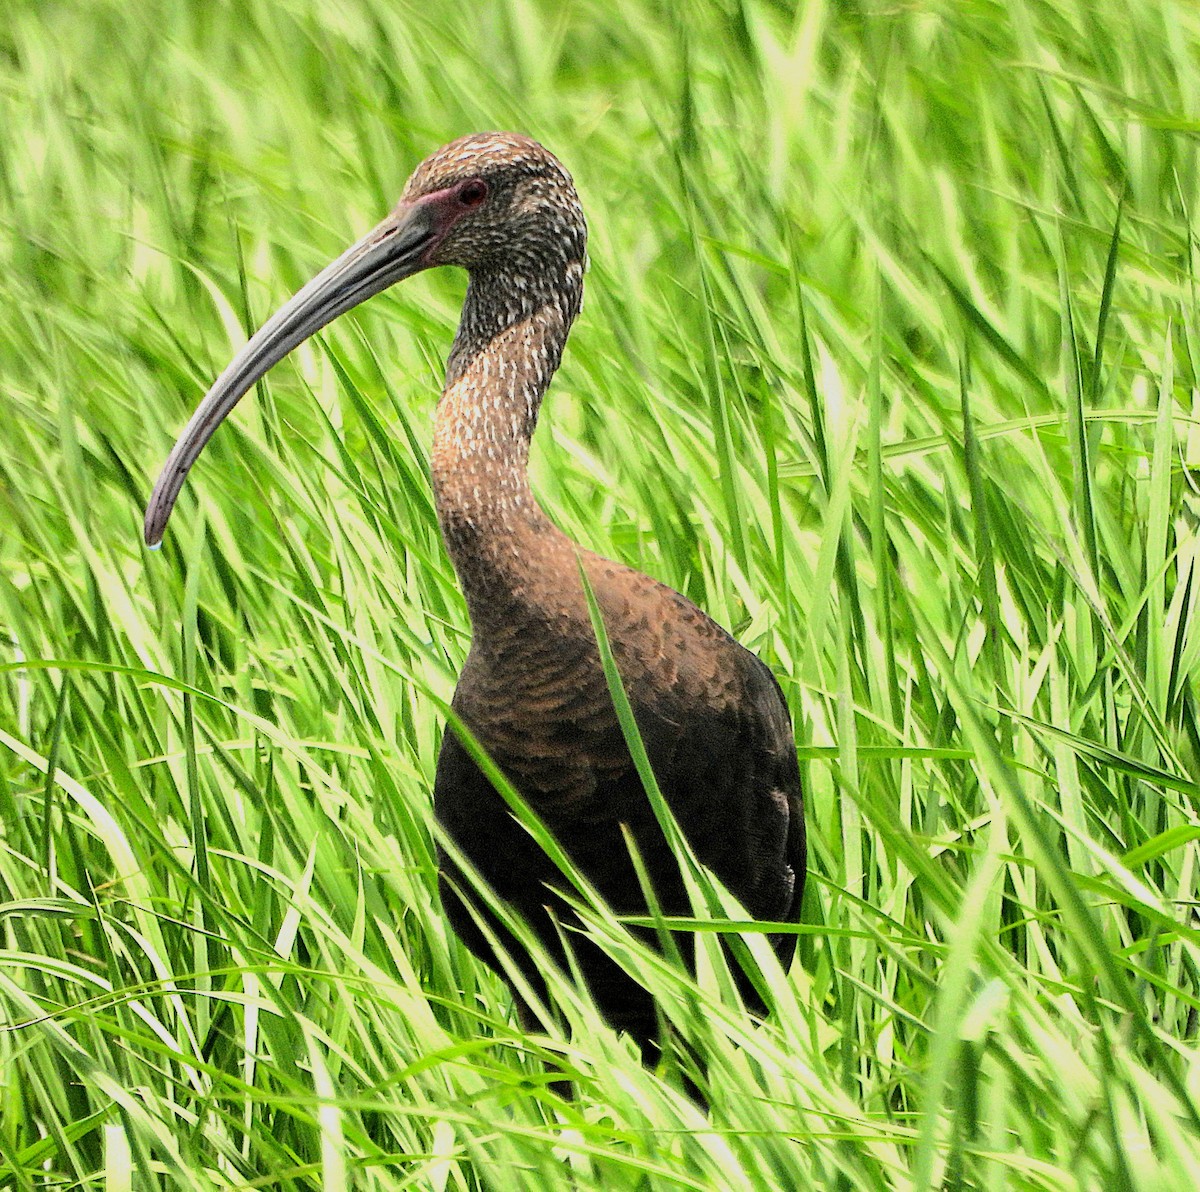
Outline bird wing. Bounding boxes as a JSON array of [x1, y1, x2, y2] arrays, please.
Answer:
[[587, 564, 807, 935]]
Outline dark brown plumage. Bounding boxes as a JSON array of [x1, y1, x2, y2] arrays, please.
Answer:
[[145, 132, 805, 1065]]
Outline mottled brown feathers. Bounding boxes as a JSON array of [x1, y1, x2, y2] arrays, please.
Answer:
[[406, 132, 805, 1056]]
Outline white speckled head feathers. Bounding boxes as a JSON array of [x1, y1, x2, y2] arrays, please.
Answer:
[[418, 134, 589, 611], [403, 132, 587, 284]]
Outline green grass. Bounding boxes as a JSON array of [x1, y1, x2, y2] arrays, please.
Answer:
[[3, 0, 1200, 1186]]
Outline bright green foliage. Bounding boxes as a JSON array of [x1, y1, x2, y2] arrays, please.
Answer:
[[3, 0, 1200, 1186]]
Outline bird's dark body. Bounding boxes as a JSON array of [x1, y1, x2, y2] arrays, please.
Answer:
[[433, 548, 806, 1044], [145, 130, 806, 1066]]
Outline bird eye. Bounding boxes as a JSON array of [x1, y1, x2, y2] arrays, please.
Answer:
[[458, 179, 488, 207]]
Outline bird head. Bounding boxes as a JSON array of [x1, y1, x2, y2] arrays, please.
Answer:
[[142, 132, 584, 548], [402, 132, 586, 275]]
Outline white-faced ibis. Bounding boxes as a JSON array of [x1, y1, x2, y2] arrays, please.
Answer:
[[145, 132, 805, 1064]]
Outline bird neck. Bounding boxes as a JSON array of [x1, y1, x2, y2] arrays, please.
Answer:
[[431, 264, 583, 624]]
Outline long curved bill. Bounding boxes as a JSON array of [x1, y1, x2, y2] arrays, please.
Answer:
[[143, 202, 436, 547]]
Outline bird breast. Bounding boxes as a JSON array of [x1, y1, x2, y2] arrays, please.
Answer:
[[450, 552, 746, 817]]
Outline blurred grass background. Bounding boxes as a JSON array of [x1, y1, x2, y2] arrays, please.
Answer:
[[3, 0, 1200, 1187]]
